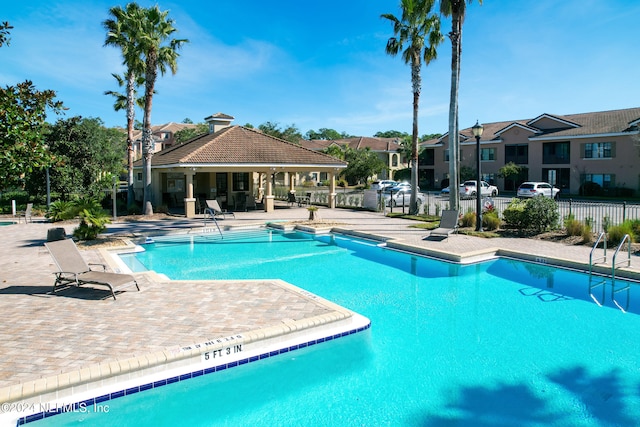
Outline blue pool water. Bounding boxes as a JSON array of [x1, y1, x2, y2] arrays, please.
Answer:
[[34, 229, 640, 426]]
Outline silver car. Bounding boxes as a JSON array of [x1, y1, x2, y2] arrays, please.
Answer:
[[517, 182, 560, 199]]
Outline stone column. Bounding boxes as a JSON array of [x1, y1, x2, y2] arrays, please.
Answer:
[[329, 171, 337, 208], [264, 170, 275, 212], [184, 170, 196, 218]]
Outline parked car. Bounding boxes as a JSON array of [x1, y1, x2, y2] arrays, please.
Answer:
[[383, 186, 426, 207], [517, 182, 560, 199], [371, 180, 397, 191], [459, 180, 498, 199]]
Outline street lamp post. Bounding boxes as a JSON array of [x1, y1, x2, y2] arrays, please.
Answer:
[[472, 121, 484, 232]]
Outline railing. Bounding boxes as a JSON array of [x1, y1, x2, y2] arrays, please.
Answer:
[[589, 232, 607, 276], [612, 234, 632, 278]]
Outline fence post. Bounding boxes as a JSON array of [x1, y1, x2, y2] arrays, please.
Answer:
[[568, 199, 572, 217]]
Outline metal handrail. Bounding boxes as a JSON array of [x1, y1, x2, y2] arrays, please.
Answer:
[[202, 211, 223, 239], [589, 231, 607, 276], [611, 234, 631, 278]]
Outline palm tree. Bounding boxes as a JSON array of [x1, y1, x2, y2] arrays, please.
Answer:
[[440, 0, 482, 212], [103, 3, 146, 209], [382, 0, 442, 215], [136, 5, 188, 215]]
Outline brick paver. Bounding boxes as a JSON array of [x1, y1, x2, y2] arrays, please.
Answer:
[[0, 205, 638, 397]]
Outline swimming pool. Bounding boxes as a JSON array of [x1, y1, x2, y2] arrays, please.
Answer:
[[33, 229, 640, 426]]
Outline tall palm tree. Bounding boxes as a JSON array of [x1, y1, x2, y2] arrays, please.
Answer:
[[440, 0, 482, 212], [136, 5, 188, 215], [382, 0, 442, 215], [103, 3, 146, 209]]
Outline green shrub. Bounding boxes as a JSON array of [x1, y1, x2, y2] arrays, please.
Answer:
[[565, 217, 584, 236], [503, 199, 528, 229], [127, 202, 142, 215], [581, 225, 593, 244], [482, 211, 500, 231], [607, 222, 634, 246], [524, 196, 559, 232], [460, 211, 476, 228], [73, 208, 110, 240], [47, 200, 76, 221]]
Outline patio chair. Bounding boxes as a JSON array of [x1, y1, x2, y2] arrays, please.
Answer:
[[44, 238, 140, 300], [287, 191, 297, 207], [428, 210, 459, 240], [205, 199, 235, 219], [17, 203, 33, 223]]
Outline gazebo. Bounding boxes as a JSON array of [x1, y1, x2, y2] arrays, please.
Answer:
[[133, 114, 347, 217]]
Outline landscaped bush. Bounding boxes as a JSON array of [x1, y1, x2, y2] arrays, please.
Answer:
[[607, 222, 635, 246], [47, 200, 76, 221], [503, 199, 528, 229], [482, 211, 500, 231], [73, 208, 110, 240], [460, 211, 476, 228], [524, 196, 560, 232], [503, 197, 559, 233], [564, 215, 593, 243]]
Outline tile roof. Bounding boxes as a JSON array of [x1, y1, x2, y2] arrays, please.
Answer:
[[144, 125, 347, 168], [131, 122, 201, 141], [423, 107, 640, 145]]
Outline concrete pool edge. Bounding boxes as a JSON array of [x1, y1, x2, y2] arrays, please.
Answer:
[[0, 279, 370, 427]]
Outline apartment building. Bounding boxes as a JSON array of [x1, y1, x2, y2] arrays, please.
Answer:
[[419, 107, 640, 195]]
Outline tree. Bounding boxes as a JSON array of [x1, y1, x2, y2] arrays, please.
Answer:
[[382, 0, 442, 214], [103, 3, 147, 208], [305, 128, 352, 140], [323, 145, 386, 185], [136, 5, 188, 215], [0, 21, 13, 47], [0, 81, 65, 189], [258, 121, 303, 144], [440, 0, 482, 212], [374, 130, 409, 138], [25, 117, 126, 200], [174, 123, 208, 143]]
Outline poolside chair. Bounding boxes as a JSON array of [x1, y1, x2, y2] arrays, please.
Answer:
[[287, 191, 297, 207], [428, 210, 459, 240], [205, 199, 235, 219], [17, 203, 33, 223], [44, 238, 140, 300]]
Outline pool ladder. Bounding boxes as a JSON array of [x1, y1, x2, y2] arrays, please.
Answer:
[[201, 213, 223, 239], [588, 232, 631, 312]]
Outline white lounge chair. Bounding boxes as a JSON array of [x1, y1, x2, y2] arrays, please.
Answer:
[[44, 238, 140, 300]]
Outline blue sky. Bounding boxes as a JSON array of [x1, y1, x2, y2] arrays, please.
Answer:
[[2, 0, 639, 137]]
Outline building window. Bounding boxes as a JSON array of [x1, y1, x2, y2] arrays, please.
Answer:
[[480, 148, 495, 161], [444, 149, 449, 162], [543, 142, 570, 164], [232, 172, 249, 191], [583, 142, 613, 159], [137, 173, 142, 181], [505, 144, 528, 164], [392, 154, 398, 167], [582, 173, 614, 189]]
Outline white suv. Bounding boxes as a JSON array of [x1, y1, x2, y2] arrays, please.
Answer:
[[517, 182, 560, 199]]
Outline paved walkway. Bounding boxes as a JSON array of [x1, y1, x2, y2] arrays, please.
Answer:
[[0, 205, 638, 407]]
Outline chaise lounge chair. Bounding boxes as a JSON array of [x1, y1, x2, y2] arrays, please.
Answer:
[[427, 209, 459, 240], [205, 199, 235, 219], [44, 238, 140, 300]]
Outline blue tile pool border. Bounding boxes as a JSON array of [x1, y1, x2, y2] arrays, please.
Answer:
[[17, 323, 370, 425]]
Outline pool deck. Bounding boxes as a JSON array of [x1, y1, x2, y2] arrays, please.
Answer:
[[1, 205, 639, 422]]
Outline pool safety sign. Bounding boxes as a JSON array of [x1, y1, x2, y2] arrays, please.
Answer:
[[181, 334, 244, 363]]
